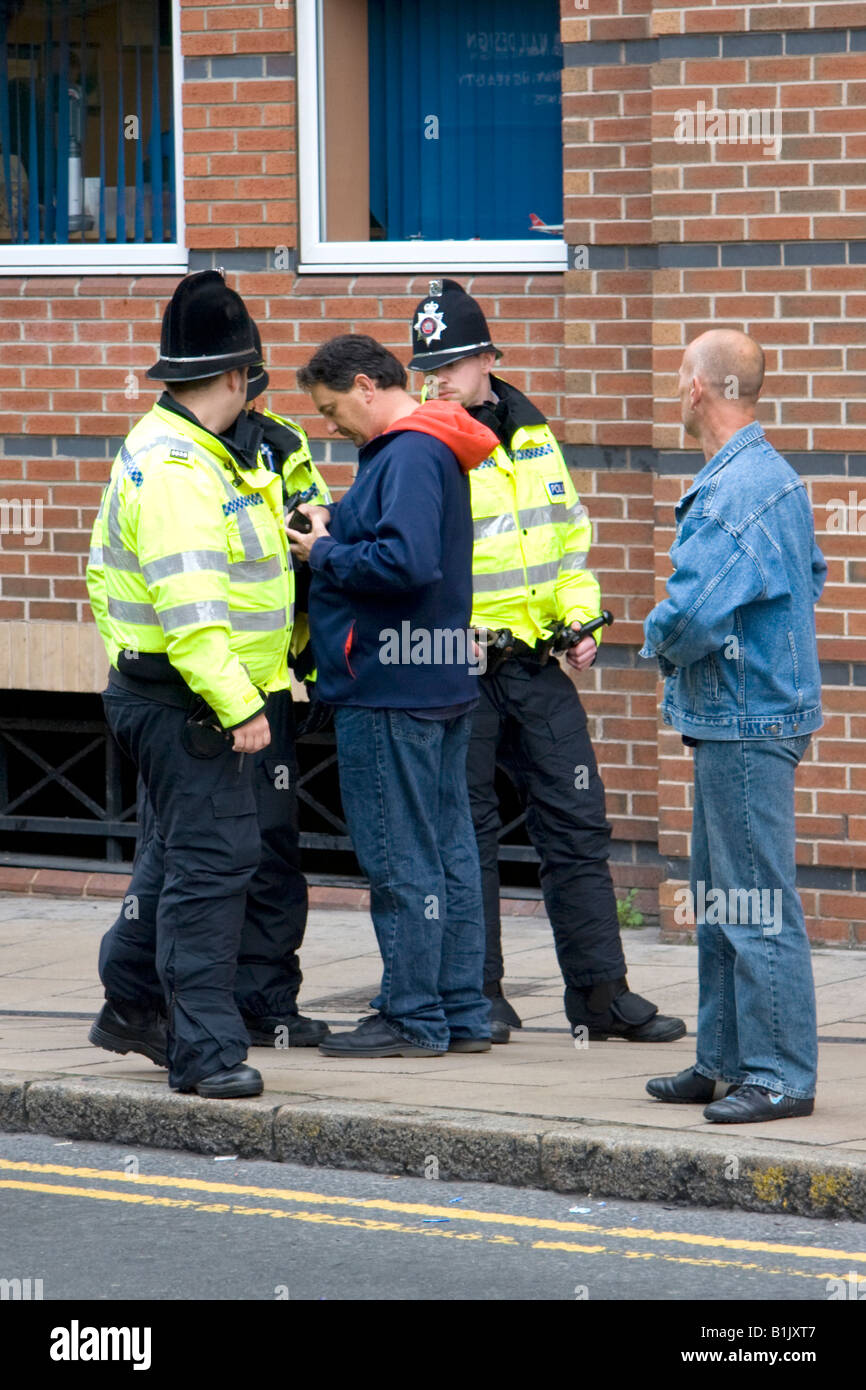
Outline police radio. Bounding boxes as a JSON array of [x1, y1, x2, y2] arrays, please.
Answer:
[[284, 485, 318, 534], [535, 610, 614, 665]]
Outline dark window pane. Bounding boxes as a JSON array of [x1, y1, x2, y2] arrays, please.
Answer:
[[367, 0, 562, 243], [0, 0, 176, 246]]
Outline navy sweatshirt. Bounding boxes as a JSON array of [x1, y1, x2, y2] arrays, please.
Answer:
[[308, 402, 498, 708]]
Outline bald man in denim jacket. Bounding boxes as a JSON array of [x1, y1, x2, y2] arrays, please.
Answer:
[[642, 330, 826, 1124]]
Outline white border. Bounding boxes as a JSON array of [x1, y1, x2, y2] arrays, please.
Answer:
[[296, 0, 567, 275], [0, 0, 187, 277]]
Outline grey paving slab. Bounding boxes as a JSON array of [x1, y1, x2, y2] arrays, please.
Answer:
[[1, 894, 865, 1175]]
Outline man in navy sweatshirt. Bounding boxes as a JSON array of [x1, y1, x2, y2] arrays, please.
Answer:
[[290, 335, 500, 1058]]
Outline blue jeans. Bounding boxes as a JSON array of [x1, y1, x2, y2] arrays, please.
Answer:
[[691, 736, 817, 1099], [334, 706, 490, 1050]]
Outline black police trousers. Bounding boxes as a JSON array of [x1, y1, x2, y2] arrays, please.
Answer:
[[98, 686, 306, 1089], [466, 659, 627, 991]]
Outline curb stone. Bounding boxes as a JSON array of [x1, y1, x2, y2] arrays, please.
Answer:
[[1, 1074, 865, 1221]]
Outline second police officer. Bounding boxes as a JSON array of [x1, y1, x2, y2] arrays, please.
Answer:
[[235, 324, 335, 1046], [409, 280, 686, 1047]]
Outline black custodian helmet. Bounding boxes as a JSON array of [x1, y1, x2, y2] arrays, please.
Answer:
[[408, 278, 501, 372], [146, 269, 259, 382]]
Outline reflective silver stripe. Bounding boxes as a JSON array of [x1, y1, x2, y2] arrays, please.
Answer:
[[107, 597, 159, 625], [473, 559, 560, 593], [527, 559, 561, 586], [473, 513, 517, 542], [107, 477, 123, 548], [103, 547, 142, 573], [234, 506, 264, 561], [228, 555, 283, 583], [566, 501, 588, 526], [199, 454, 265, 562], [104, 481, 142, 572], [158, 599, 230, 629], [559, 551, 589, 572], [142, 550, 229, 584], [517, 505, 557, 531], [230, 608, 288, 632], [474, 568, 526, 593], [88, 545, 103, 566]]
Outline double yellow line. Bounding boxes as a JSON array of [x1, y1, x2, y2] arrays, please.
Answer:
[[1, 1158, 862, 1281]]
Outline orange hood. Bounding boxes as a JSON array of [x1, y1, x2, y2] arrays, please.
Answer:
[[381, 400, 498, 473]]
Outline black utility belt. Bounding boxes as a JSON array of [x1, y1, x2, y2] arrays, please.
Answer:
[[108, 664, 194, 711], [108, 667, 237, 759], [478, 629, 545, 678]]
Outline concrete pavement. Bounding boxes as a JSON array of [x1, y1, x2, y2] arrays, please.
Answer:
[[1, 892, 866, 1219]]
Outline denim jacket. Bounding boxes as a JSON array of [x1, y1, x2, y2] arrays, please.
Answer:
[[640, 422, 826, 739]]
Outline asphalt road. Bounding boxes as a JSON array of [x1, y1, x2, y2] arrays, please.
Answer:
[[1, 1131, 864, 1310]]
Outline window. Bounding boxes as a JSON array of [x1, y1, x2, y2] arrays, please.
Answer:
[[0, 0, 184, 273], [297, 0, 565, 272]]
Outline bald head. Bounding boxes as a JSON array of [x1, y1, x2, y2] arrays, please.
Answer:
[[686, 329, 765, 405], [678, 329, 765, 458]]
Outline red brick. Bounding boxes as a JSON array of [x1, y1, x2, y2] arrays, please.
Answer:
[[30, 869, 89, 896], [0, 867, 36, 892], [84, 873, 133, 899]]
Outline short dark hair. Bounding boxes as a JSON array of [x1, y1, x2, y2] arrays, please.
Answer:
[[166, 377, 213, 398], [167, 368, 246, 399], [297, 334, 407, 393]]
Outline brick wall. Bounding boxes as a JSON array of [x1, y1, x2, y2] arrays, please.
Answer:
[[1, 0, 864, 940], [560, 0, 866, 941]]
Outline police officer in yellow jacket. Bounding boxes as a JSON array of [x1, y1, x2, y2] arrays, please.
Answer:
[[86, 271, 292, 1097], [409, 280, 685, 1047], [229, 325, 333, 1043]]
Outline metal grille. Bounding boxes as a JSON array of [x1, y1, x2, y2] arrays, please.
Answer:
[[0, 703, 538, 878]]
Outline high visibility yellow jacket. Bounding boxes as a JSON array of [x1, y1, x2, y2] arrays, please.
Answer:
[[86, 400, 292, 728], [257, 406, 332, 510], [465, 377, 602, 645]]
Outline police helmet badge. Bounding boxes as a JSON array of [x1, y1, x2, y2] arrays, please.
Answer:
[[414, 300, 446, 346]]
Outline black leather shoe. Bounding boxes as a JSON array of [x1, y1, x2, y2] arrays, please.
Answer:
[[318, 1014, 445, 1058], [490, 1019, 511, 1044], [448, 1037, 492, 1053], [704, 1085, 815, 1124], [647, 1066, 736, 1104], [185, 1063, 263, 1099], [244, 1014, 330, 1047], [89, 999, 168, 1068]]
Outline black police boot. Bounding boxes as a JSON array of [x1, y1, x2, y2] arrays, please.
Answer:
[[483, 980, 521, 1043], [89, 997, 168, 1067], [565, 980, 686, 1043], [181, 1063, 263, 1099], [244, 1013, 330, 1047]]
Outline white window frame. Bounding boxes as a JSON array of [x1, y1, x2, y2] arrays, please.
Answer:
[[0, 0, 187, 277], [296, 0, 567, 275]]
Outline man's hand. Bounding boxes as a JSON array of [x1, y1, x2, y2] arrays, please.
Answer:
[[287, 505, 330, 562], [231, 711, 271, 752], [565, 633, 598, 672]]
